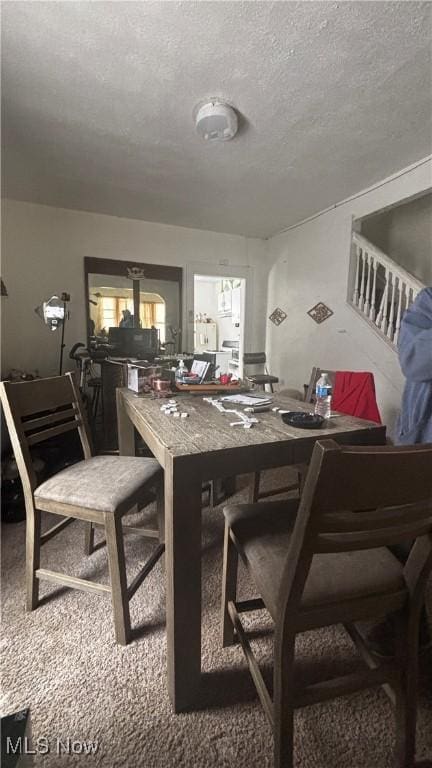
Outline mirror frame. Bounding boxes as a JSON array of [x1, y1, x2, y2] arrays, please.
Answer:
[[84, 256, 183, 349]]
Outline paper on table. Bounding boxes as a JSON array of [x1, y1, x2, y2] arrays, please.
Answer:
[[221, 394, 273, 406]]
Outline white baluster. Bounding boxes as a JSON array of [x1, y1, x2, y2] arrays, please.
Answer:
[[387, 272, 396, 341], [352, 245, 360, 306], [369, 257, 377, 321], [376, 267, 389, 331], [364, 252, 373, 315], [359, 249, 366, 312], [394, 278, 405, 345], [405, 285, 411, 312]]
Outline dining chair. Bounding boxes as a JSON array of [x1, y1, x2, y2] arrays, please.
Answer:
[[250, 368, 336, 503], [221, 440, 432, 768], [0, 372, 164, 646], [243, 352, 279, 393]]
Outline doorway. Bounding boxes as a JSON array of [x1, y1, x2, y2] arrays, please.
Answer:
[[193, 275, 245, 378]]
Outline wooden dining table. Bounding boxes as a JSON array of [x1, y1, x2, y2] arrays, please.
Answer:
[[116, 388, 386, 712]]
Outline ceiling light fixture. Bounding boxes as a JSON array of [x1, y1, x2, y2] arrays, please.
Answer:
[[195, 100, 238, 142]]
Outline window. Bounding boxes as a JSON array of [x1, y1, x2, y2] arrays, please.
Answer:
[[99, 296, 134, 331], [140, 301, 166, 342], [101, 297, 116, 332], [96, 294, 166, 341], [154, 302, 166, 343], [117, 297, 134, 322]]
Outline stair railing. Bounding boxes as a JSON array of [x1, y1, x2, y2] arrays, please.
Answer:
[[350, 232, 425, 347]]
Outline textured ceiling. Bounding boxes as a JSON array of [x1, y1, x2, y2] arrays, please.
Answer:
[[2, 1, 431, 238]]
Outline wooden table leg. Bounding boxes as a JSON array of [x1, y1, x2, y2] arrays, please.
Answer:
[[165, 454, 202, 712], [116, 390, 135, 456]]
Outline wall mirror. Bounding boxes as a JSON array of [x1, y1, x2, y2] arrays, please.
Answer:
[[84, 257, 183, 355]]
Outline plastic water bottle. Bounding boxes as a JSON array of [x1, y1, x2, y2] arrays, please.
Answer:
[[314, 373, 332, 418], [175, 359, 185, 383]]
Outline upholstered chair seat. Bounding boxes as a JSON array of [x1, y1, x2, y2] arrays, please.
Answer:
[[35, 455, 161, 514]]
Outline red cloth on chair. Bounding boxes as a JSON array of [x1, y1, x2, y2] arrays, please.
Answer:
[[333, 371, 382, 424]]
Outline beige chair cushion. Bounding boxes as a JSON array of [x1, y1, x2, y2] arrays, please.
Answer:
[[35, 455, 161, 514], [224, 500, 406, 621]]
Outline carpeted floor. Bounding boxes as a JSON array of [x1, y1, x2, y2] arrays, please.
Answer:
[[1, 469, 432, 768]]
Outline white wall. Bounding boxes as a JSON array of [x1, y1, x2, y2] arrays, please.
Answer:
[[217, 310, 241, 347], [361, 192, 432, 284], [266, 161, 432, 437], [1, 199, 268, 376], [194, 279, 218, 324]]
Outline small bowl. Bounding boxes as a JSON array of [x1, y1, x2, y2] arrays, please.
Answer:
[[281, 411, 325, 429]]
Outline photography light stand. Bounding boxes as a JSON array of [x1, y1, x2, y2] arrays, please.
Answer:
[[58, 292, 71, 375], [34, 292, 71, 376]]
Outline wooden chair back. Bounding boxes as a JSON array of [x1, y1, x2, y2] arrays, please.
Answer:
[[0, 372, 92, 497], [304, 367, 336, 403], [279, 439, 432, 618]]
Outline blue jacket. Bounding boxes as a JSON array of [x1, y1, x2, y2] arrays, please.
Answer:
[[396, 287, 432, 445]]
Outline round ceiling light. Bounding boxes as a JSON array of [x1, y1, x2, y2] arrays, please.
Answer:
[[195, 100, 238, 142]]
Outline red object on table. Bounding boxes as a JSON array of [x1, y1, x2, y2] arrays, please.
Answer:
[[333, 371, 382, 424], [219, 373, 232, 385]]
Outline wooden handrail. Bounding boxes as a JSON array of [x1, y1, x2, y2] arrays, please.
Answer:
[[352, 233, 425, 291]]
